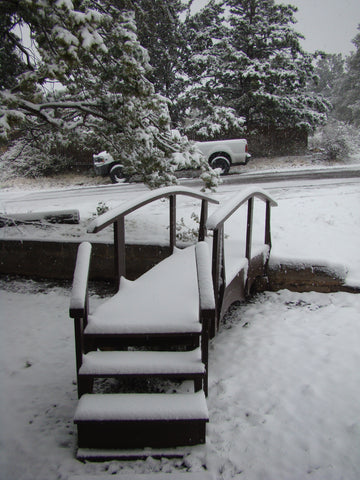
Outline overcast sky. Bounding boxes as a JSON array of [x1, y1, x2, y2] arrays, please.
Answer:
[[283, 0, 360, 55], [191, 0, 360, 56]]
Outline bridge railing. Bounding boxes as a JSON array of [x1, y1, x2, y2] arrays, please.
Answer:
[[87, 186, 219, 288], [206, 188, 278, 332]]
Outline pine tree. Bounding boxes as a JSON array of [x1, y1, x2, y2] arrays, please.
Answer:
[[334, 25, 360, 126], [178, 0, 246, 139], [0, 9, 27, 90], [131, 0, 185, 101], [312, 53, 345, 103], [0, 0, 218, 188], [223, 0, 328, 132], [178, 0, 329, 140]]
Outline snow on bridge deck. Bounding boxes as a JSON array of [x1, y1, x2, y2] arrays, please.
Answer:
[[86, 246, 200, 335], [85, 240, 269, 337]]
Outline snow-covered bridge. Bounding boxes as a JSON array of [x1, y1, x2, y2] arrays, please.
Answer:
[[69, 186, 277, 455]]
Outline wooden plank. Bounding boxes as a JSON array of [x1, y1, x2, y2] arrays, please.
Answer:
[[76, 419, 207, 449]]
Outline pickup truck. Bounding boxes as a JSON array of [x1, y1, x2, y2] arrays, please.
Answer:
[[93, 139, 250, 183], [195, 138, 250, 175]]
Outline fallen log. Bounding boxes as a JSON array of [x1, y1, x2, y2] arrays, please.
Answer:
[[0, 209, 80, 227]]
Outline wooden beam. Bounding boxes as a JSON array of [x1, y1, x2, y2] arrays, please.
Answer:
[[265, 200, 272, 247], [169, 195, 176, 252], [211, 226, 225, 336], [246, 197, 254, 261], [198, 199, 208, 241]]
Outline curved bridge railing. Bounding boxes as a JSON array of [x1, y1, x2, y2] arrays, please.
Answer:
[[87, 186, 219, 288], [206, 188, 278, 334]]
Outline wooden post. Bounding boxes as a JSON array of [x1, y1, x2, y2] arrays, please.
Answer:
[[212, 227, 220, 336], [211, 225, 225, 336], [169, 195, 176, 252], [265, 200, 272, 247], [200, 311, 211, 397], [114, 217, 126, 289], [246, 197, 254, 261], [198, 200, 208, 241]]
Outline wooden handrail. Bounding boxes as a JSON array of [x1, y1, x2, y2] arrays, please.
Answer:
[[70, 241, 92, 318], [69, 242, 92, 397], [206, 188, 277, 231], [88, 186, 219, 233], [195, 242, 216, 397], [87, 186, 219, 288]]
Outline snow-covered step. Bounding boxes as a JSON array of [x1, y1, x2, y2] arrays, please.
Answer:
[[69, 473, 215, 480], [69, 473, 215, 479], [74, 392, 209, 449], [79, 349, 205, 376]]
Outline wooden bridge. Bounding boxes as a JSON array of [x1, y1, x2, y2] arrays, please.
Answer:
[[69, 186, 277, 455]]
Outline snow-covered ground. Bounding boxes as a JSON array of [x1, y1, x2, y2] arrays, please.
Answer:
[[1, 156, 360, 479], [1, 283, 360, 480]]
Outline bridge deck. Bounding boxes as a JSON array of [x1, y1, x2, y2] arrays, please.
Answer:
[[86, 246, 200, 336], [86, 240, 269, 337]]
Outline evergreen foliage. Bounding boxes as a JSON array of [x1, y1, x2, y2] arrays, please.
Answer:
[[130, 0, 185, 100], [0, 0, 218, 188], [334, 25, 360, 126], [312, 53, 345, 103], [2, 0, 356, 178], [174, 0, 329, 139], [178, 0, 247, 139]]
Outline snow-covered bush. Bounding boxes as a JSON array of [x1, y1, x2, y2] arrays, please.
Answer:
[[0, 132, 95, 180], [95, 201, 109, 216], [0, 140, 70, 179], [310, 120, 360, 160]]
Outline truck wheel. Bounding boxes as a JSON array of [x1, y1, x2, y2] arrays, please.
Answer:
[[109, 164, 126, 183], [209, 154, 231, 175]]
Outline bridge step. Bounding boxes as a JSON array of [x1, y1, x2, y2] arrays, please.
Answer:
[[78, 349, 205, 395], [74, 392, 209, 449], [69, 472, 215, 479], [83, 331, 201, 350], [79, 349, 205, 377]]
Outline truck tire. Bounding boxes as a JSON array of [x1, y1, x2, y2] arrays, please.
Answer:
[[209, 154, 231, 175], [109, 164, 126, 183]]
